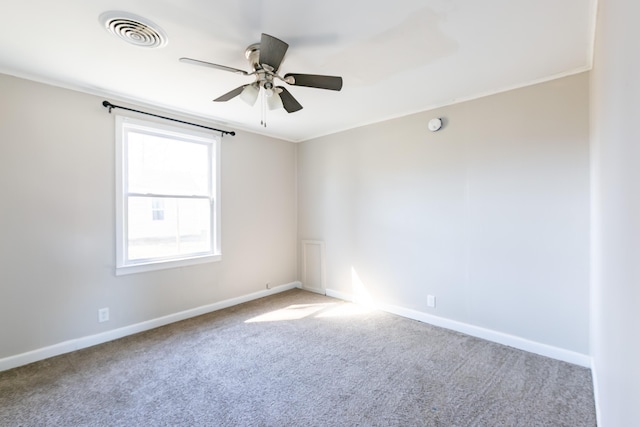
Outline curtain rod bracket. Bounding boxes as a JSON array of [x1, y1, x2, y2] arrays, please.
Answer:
[[101, 100, 235, 136]]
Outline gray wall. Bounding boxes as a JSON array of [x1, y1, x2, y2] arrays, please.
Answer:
[[1, 68, 594, 372], [590, 0, 640, 424], [0, 74, 297, 359], [298, 73, 590, 355]]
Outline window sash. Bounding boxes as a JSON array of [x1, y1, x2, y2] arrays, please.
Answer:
[[126, 130, 213, 197], [124, 195, 214, 264]]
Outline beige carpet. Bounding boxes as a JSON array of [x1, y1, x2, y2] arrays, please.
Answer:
[[0, 289, 596, 426]]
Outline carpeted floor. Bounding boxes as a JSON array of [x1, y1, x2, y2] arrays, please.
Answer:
[[0, 289, 596, 426]]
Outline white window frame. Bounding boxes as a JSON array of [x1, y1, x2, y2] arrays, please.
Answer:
[[115, 115, 221, 275]]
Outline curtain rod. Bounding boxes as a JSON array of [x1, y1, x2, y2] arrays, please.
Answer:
[[102, 100, 235, 136]]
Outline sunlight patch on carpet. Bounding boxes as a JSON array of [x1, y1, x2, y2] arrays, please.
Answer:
[[315, 302, 374, 318], [245, 303, 334, 322], [245, 301, 374, 323]]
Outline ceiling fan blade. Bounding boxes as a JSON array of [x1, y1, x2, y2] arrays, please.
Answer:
[[276, 87, 303, 113], [214, 85, 249, 102], [284, 73, 343, 91], [180, 57, 250, 76], [259, 33, 288, 72]]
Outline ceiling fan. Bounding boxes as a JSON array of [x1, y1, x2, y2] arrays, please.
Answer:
[[180, 33, 343, 121]]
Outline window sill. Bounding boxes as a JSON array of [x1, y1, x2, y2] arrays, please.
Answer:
[[115, 253, 221, 276]]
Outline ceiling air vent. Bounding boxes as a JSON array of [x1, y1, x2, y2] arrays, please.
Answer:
[[99, 11, 168, 48]]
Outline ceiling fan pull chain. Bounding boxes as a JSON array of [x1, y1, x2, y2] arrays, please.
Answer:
[[261, 90, 267, 127]]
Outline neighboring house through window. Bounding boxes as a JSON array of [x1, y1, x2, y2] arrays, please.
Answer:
[[115, 116, 221, 275], [151, 198, 165, 221]]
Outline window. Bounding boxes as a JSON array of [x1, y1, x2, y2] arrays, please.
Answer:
[[115, 116, 221, 275]]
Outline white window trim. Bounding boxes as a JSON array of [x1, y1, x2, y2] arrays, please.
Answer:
[[115, 115, 221, 276]]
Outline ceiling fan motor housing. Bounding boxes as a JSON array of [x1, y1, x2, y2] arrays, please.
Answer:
[[245, 43, 261, 70]]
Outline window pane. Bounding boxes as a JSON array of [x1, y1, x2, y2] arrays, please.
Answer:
[[127, 197, 211, 261], [128, 132, 210, 196]]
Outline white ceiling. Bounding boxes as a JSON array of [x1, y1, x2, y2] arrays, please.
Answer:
[[0, 0, 596, 142]]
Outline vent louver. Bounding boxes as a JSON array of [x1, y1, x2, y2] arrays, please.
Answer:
[[99, 11, 167, 48]]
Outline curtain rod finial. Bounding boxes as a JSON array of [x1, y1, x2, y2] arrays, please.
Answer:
[[102, 100, 113, 113]]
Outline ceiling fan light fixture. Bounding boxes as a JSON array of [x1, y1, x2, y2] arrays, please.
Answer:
[[240, 84, 259, 106], [267, 93, 284, 110]]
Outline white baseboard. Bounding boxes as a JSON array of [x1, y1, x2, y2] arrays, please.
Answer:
[[325, 288, 591, 368], [325, 288, 352, 301], [0, 281, 301, 372]]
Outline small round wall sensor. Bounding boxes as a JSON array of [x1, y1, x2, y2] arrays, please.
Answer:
[[428, 118, 443, 132]]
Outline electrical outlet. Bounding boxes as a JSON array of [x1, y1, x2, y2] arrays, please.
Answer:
[[427, 295, 436, 308], [266, 282, 271, 289], [98, 307, 109, 323]]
